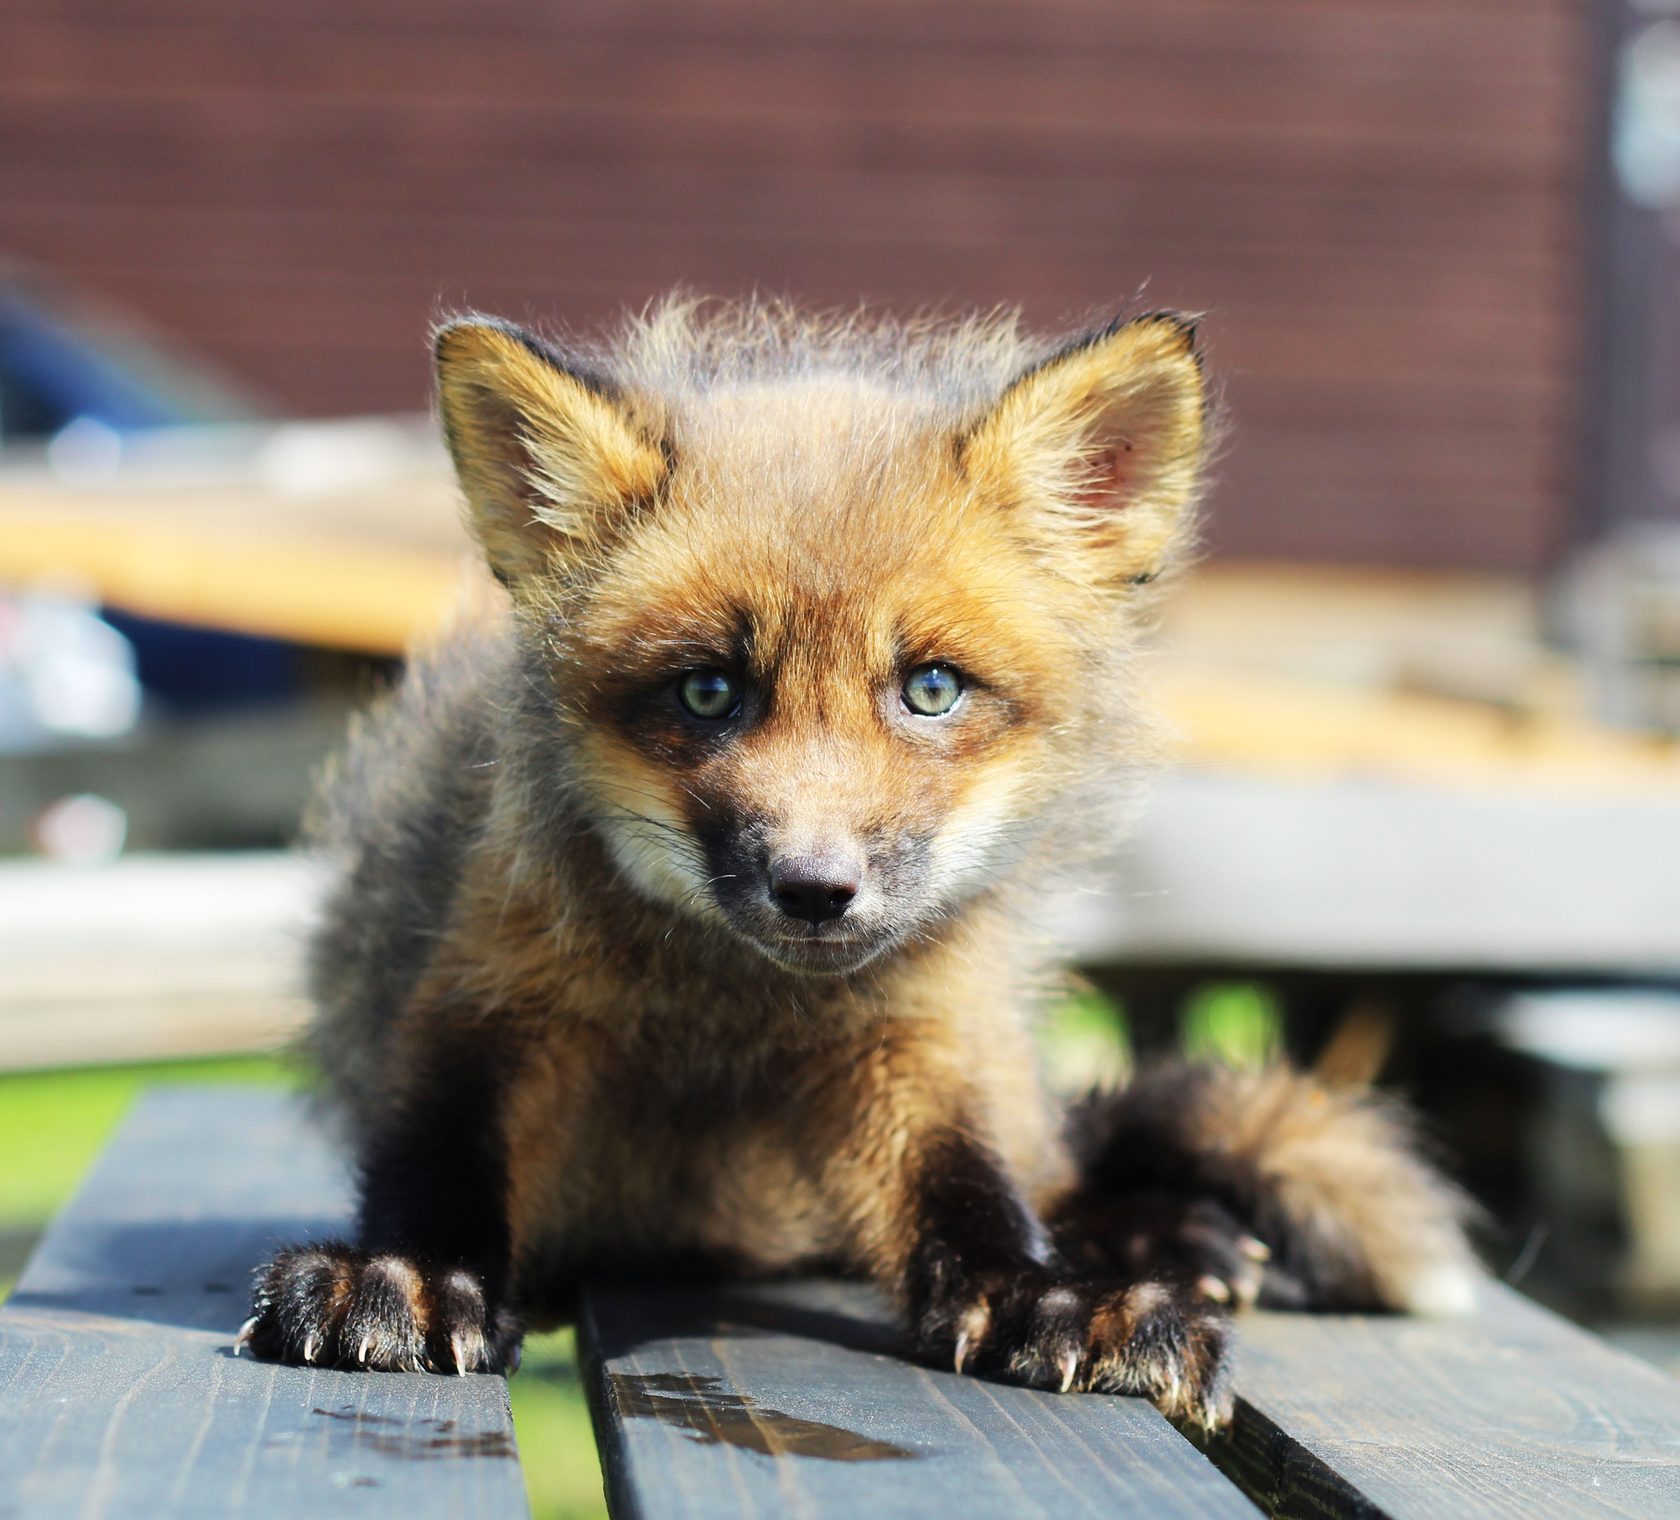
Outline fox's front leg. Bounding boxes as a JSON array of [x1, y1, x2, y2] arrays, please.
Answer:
[[242, 1035, 526, 1374], [902, 1127, 1232, 1427], [813, 1033, 1232, 1429]]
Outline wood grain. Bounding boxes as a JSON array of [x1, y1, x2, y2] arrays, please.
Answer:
[[0, 1089, 530, 1518], [6, 1093, 1676, 1520], [578, 1278, 1254, 1520], [1210, 1282, 1680, 1518], [579, 1277, 1680, 1520]]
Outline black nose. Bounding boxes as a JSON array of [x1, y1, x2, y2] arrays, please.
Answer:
[[768, 852, 862, 925]]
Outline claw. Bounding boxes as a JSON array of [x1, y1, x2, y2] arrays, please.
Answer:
[[504, 1340, 522, 1375], [1058, 1348, 1079, 1394], [1195, 1275, 1231, 1304], [233, 1316, 258, 1357], [301, 1332, 319, 1364], [356, 1333, 374, 1365], [952, 1302, 989, 1376], [451, 1333, 475, 1376], [1240, 1236, 1271, 1263]]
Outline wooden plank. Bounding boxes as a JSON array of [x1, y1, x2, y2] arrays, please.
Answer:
[[1210, 1282, 1680, 1518], [0, 852, 319, 1070], [0, 419, 465, 651], [0, 512, 459, 652], [0, 1089, 530, 1519], [1067, 773, 1680, 976], [577, 1278, 1254, 1520]]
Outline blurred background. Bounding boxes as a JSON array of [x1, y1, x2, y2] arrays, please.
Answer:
[[1, 1, 1677, 1515]]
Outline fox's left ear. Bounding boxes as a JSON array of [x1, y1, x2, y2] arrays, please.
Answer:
[[961, 313, 1207, 587], [434, 318, 669, 587]]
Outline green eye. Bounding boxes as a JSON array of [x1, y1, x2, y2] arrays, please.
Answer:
[[678, 669, 740, 720], [902, 663, 963, 717]]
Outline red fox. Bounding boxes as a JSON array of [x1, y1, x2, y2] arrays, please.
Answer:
[[241, 298, 1476, 1428]]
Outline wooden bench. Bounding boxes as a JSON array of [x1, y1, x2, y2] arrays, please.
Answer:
[[3, 1090, 1679, 1518]]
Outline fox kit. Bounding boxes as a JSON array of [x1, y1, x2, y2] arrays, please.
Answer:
[[242, 298, 1475, 1427]]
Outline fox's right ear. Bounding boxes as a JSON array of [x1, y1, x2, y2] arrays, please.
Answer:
[[434, 319, 668, 585], [960, 312, 1207, 589]]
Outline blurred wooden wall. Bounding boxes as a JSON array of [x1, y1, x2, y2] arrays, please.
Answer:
[[0, 0, 1584, 568]]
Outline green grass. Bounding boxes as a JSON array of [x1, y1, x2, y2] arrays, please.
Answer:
[[0, 1054, 288, 1232], [1040, 984, 1131, 1094], [1041, 979, 1284, 1090], [1181, 981, 1284, 1069], [508, 1330, 608, 1520]]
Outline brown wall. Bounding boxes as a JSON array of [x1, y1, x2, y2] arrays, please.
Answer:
[[0, 0, 1584, 568]]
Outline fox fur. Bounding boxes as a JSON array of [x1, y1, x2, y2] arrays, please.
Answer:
[[242, 296, 1477, 1427]]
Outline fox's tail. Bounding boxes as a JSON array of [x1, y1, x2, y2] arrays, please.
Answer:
[[1052, 1062, 1480, 1314]]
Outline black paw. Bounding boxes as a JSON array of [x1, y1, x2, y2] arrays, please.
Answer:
[[914, 1264, 1232, 1430], [238, 1241, 523, 1374], [1057, 1190, 1279, 1309]]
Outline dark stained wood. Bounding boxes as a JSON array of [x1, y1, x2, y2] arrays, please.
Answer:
[[8, 1084, 1680, 1520], [580, 1273, 1680, 1519], [0, 0, 1585, 570], [0, 1089, 529, 1519], [577, 1278, 1254, 1520], [1210, 1282, 1680, 1518]]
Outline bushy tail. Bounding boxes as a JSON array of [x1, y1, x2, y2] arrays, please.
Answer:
[[1053, 1063, 1480, 1315]]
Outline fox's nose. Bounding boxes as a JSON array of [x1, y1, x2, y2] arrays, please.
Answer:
[[768, 852, 862, 925]]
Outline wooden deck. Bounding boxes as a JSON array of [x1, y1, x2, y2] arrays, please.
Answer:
[[4, 1089, 1679, 1518], [0, 1088, 526, 1517], [583, 1279, 1680, 1519], [583, 1279, 1252, 1520]]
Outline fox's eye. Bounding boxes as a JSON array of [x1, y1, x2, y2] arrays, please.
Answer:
[[678, 668, 740, 720], [902, 663, 963, 717]]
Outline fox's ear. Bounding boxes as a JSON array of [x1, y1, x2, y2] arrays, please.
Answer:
[[961, 313, 1206, 587], [434, 318, 668, 585]]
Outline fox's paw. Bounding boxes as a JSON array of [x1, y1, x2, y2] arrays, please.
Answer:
[[237, 1242, 522, 1374], [915, 1266, 1232, 1431]]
